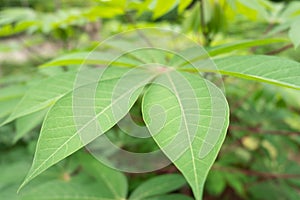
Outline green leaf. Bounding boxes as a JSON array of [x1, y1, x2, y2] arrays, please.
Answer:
[[19, 67, 155, 190], [0, 85, 26, 120], [142, 71, 229, 199], [214, 55, 300, 90], [289, 19, 300, 49], [0, 162, 30, 189], [1, 72, 78, 126], [153, 0, 178, 19], [178, 0, 192, 13], [237, 0, 270, 21], [0, 99, 21, 120], [38, 52, 136, 68], [80, 153, 128, 199], [224, 173, 246, 196], [182, 2, 200, 33], [1, 69, 124, 126], [21, 175, 125, 200], [248, 181, 297, 200], [0, 184, 22, 200], [207, 38, 288, 56], [280, 1, 300, 21], [0, 85, 26, 101], [14, 109, 48, 143], [205, 170, 226, 196], [129, 174, 186, 200], [0, 161, 30, 200], [144, 194, 193, 200], [79, 152, 128, 199]]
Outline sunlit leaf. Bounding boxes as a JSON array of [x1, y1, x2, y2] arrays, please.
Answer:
[[152, 0, 178, 19], [178, 0, 192, 13]]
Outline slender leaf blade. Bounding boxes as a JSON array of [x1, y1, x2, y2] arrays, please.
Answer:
[[214, 55, 300, 90], [207, 38, 288, 56], [39, 51, 139, 68]]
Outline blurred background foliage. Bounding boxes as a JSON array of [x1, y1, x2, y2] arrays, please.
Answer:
[[0, 0, 300, 199]]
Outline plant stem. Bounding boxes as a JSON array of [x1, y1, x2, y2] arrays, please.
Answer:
[[199, 0, 211, 46], [266, 44, 293, 55]]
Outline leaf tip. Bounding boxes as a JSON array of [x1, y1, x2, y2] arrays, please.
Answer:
[[17, 179, 28, 194]]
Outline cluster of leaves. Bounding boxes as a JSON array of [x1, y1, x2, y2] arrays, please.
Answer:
[[1, 0, 300, 200]]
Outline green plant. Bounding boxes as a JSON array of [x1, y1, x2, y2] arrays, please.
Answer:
[[1, 0, 300, 200]]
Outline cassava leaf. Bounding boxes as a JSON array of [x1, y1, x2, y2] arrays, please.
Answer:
[[38, 52, 137, 68], [142, 71, 229, 199], [79, 153, 128, 199], [207, 38, 288, 56], [14, 109, 48, 143], [21, 175, 126, 200], [129, 174, 186, 200], [214, 55, 300, 90], [1, 72, 78, 126], [1, 68, 124, 126], [19, 67, 155, 190]]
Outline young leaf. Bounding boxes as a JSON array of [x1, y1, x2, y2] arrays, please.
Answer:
[[142, 71, 229, 199], [129, 174, 186, 200], [19, 67, 155, 190], [214, 55, 300, 90]]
